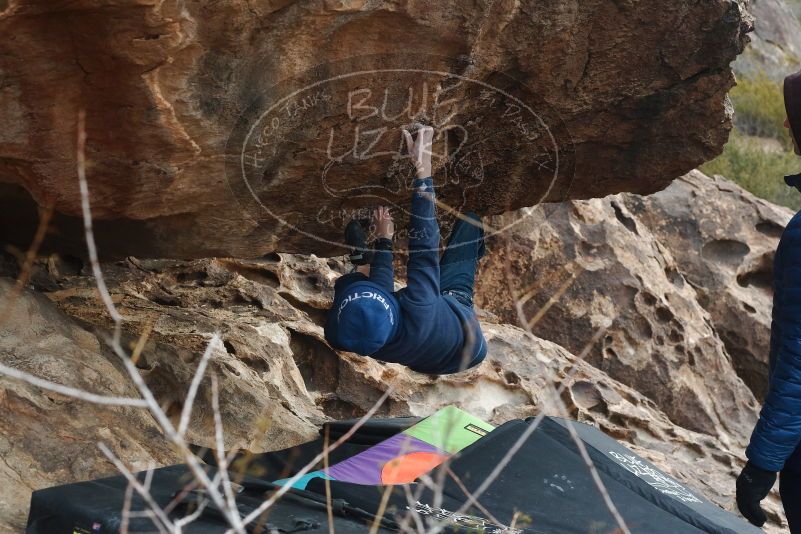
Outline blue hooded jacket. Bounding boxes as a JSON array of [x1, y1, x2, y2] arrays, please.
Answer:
[[324, 176, 487, 374], [745, 172, 801, 473], [745, 70, 801, 474]]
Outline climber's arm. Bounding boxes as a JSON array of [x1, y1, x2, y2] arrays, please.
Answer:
[[369, 207, 395, 293], [401, 126, 440, 306], [746, 223, 801, 473]]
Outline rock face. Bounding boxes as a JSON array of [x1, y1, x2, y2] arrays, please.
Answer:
[[0, 278, 178, 534], [0, 0, 751, 259], [0, 249, 787, 532], [475, 175, 760, 445], [622, 171, 794, 400], [732, 0, 801, 79]]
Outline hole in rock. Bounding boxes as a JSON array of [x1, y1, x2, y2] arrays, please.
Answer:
[[664, 266, 684, 288], [289, 329, 339, 394], [241, 354, 270, 374], [641, 291, 657, 307], [225, 262, 280, 288], [177, 270, 207, 284], [611, 202, 638, 235], [279, 291, 329, 325], [700, 239, 750, 266], [635, 316, 653, 338], [655, 306, 673, 323], [320, 398, 369, 420], [148, 291, 179, 306], [668, 328, 682, 343], [570, 380, 606, 413], [756, 220, 784, 239], [503, 371, 520, 385], [165, 400, 182, 419], [719, 329, 769, 400], [52, 254, 84, 276], [737, 254, 773, 292]]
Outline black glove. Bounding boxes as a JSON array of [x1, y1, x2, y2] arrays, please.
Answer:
[[736, 461, 777, 527]]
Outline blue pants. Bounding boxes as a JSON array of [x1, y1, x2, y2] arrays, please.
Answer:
[[439, 212, 486, 307]]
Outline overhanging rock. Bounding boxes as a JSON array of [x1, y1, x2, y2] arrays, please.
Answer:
[[0, 0, 751, 258]]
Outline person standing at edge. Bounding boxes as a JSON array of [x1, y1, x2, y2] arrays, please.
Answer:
[[323, 125, 487, 374], [737, 68, 801, 532]]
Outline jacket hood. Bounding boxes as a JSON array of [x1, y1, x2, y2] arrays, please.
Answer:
[[785, 70, 801, 150], [784, 70, 801, 192]]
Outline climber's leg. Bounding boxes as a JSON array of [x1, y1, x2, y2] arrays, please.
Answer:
[[438, 212, 487, 373], [439, 211, 485, 307], [781, 444, 801, 533]]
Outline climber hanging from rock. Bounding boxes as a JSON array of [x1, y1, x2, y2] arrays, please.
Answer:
[[736, 67, 801, 533], [323, 124, 487, 374]]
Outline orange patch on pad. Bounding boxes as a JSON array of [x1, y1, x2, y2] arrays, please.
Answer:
[[380, 452, 450, 484]]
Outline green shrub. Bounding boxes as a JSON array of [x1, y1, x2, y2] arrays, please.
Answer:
[[730, 72, 793, 148], [700, 130, 801, 211]]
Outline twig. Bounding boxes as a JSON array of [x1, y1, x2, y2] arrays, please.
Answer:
[[0, 204, 53, 326], [322, 426, 335, 534], [369, 485, 395, 534], [0, 361, 148, 407], [120, 480, 134, 534], [99, 442, 174, 532], [178, 334, 221, 437], [211, 373, 246, 531], [174, 499, 209, 533], [76, 110, 122, 341]]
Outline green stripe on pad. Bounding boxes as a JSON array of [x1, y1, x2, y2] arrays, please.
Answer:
[[403, 405, 495, 454]]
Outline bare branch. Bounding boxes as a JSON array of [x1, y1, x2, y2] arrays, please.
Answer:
[[178, 333, 221, 437], [0, 204, 52, 327], [211, 373, 246, 532], [0, 361, 148, 407], [76, 110, 123, 339], [98, 442, 174, 532]]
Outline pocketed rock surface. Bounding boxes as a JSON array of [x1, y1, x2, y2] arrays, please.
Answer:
[[476, 171, 761, 446], [622, 171, 794, 401], [0, 181, 790, 531]]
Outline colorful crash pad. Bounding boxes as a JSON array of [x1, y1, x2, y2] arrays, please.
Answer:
[[275, 405, 494, 489]]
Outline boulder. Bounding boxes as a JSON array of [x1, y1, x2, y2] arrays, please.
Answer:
[[474, 188, 760, 445], [0, 278, 178, 534], [732, 0, 801, 79], [0, 0, 751, 259], [0, 251, 784, 531], [622, 170, 794, 400]]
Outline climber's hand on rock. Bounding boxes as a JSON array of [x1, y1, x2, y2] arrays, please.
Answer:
[[402, 125, 434, 179], [736, 461, 776, 527], [373, 206, 394, 240]]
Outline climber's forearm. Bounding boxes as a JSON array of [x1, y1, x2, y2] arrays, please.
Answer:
[[368, 237, 394, 292]]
